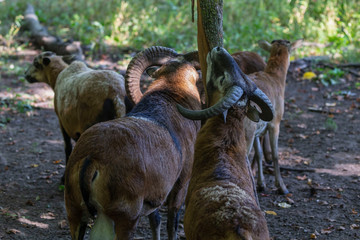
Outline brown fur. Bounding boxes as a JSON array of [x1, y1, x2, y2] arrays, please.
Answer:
[[65, 61, 201, 239], [232, 51, 266, 74], [184, 108, 270, 240], [245, 40, 302, 194]]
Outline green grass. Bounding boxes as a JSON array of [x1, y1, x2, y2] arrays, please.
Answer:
[[0, 0, 359, 62]]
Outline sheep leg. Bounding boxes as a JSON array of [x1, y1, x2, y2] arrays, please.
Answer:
[[269, 126, 289, 194], [60, 124, 72, 184], [167, 207, 181, 240], [67, 208, 87, 240], [253, 136, 266, 192], [262, 132, 272, 164], [148, 209, 161, 240], [246, 155, 260, 207]]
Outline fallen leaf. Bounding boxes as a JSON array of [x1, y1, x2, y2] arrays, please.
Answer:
[[310, 233, 317, 239], [30, 164, 39, 168], [296, 175, 307, 181], [6, 228, 21, 234], [265, 210, 277, 216], [58, 220, 67, 229], [325, 102, 336, 107], [53, 160, 62, 164], [311, 87, 319, 91], [321, 225, 334, 234], [337, 226, 346, 231], [278, 202, 291, 208], [297, 123, 307, 129], [298, 134, 308, 139], [303, 71, 317, 80], [351, 209, 358, 215], [350, 224, 360, 229]]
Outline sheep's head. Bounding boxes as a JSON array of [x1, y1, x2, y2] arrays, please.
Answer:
[[258, 39, 303, 56], [177, 47, 274, 123], [125, 46, 200, 105], [25, 52, 68, 87]]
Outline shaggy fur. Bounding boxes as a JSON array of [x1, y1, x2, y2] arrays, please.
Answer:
[[184, 109, 270, 240]]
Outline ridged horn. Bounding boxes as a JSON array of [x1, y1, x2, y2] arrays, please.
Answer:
[[249, 88, 274, 121], [177, 86, 244, 120], [125, 46, 179, 104]]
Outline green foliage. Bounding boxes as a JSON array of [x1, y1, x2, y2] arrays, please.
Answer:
[[315, 68, 345, 87], [324, 117, 338, 131], [0, 0, 359, 62], [0, 94, 34, 114]]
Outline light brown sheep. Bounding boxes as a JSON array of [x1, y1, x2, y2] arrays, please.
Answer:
[[244, 39, 303, 194], [25, 52, 127, 182]]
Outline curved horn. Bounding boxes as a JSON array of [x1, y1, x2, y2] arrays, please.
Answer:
[[249, 88, 274, 121], [177, 86, 244, 120], [125, 46, 179, 104]]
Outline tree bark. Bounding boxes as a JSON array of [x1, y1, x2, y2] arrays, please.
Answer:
[[196, 0, 224, 106], [19, 4, 84, 60]]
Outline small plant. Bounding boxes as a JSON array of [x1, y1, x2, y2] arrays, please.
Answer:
[[30, 142, 43, 154], [325, 117, 338, 131], [315, 68, 345, 87]]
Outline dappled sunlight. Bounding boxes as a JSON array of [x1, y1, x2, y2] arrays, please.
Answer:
[[317, 163, 360, 176], [279, 147, 360, 176], [45, 139, 63, 145], [18, 217, 49, 229], [0, 83, 54, 110], [279, 147, 313, 165]]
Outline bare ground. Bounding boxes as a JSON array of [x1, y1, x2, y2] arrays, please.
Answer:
[[0, 49, 359, 239]]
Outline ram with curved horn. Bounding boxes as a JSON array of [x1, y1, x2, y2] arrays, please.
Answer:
[[65, 46, 202, 240], [178, 46, 272, 240]]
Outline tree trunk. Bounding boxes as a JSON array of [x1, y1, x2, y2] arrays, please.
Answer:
[[196, 0, 224, 106], [19, 4, 84, 60]]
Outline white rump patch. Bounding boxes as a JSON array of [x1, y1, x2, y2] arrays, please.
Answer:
[[198, 182, 258, 227]]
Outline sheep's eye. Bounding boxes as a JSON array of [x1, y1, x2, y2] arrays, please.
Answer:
[[34, 61, 43, 70]]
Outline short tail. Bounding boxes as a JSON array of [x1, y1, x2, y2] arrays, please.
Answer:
[[79, 156, 98, 217]]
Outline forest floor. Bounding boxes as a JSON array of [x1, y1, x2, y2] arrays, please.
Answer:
[[0, 49, 359, 240]]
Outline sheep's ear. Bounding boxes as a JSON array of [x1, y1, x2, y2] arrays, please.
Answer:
[[145, 66, 160, 77], [43, 57, 51, 66], [258, 40, 272, 52], [246, 104, 260, 122], [290, 39, 303, 51]]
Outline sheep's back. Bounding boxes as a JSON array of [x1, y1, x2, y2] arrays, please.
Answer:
[[54, 67, 126, 139]]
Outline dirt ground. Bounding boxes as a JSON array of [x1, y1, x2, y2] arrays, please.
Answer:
[[0, 49, 359, 240]]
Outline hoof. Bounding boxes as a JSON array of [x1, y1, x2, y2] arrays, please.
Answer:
[[276, 187, 289, 195]]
